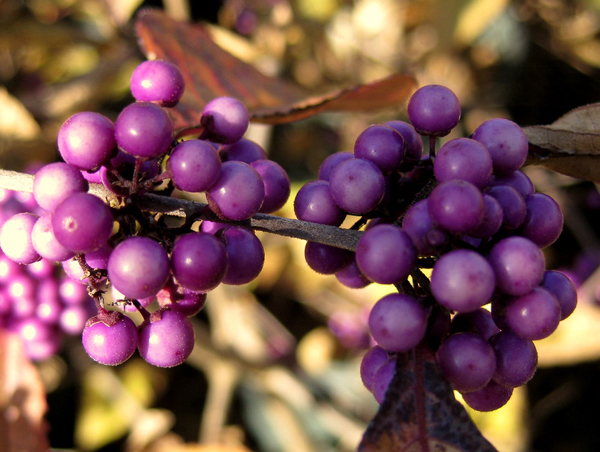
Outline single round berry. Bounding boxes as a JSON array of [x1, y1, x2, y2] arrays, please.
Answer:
[[218, 227, 264, 285], [472, 118, 529, 175], [353, 124, 405, 175], [170, 232, 228, 292], [428, 180, 485, 234], [368, 293, 427, 352], [436, 332, 496, 393], [433, 138, 493, 188], [82, 312, 138, 366], [503, 287, 561, 341], [200, 97, 249, 144], [206, 161, 265, 221], [356, 224, 416, 285], [115, 102, 173, 159], [407, 85, 461, 136], [431, 249, 495, 312], [461, 379, 513, 412], [304, 241, 352, 275], [450, 308, 500, 340], [51, 193, 114, 254], [488, 236, 545, 296], [107, 236, 170, 300], [157, 279, 207, 317], [329, 158, 385, 215], [168, 139, 221, 193], [294, 180, 345, 226], [490, 330, 537, 388], [0, 212, 40, 264], [517, 193, 563, 248], [250, 159, 291, 214], [33, 162, 88, 212], [130, 59, 185, 107], [541, 270, 577, 320], [137, 307, 196, 368], [57, 112, 117, 171]]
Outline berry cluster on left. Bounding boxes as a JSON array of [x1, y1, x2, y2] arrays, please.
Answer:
[[0, 59, 291, 368]]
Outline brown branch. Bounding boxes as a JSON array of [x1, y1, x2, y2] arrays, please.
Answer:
[[0, 169, 363, 252]]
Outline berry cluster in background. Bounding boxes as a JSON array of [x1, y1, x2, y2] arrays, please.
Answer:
[[0, 59, 576, 414]]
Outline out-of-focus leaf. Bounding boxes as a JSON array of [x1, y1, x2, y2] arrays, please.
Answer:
[[0, 87, 40, 140], [358, 345, 497, 452], [0, 331, 49, 452], [135, 9, 417, 129], [524, 103, 600, 183], [75, 359, 163, 451]]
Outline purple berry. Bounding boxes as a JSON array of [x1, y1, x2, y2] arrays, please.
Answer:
[[353, 124, 405, 175], [219, 138, 267, 163], [33, 162, 88, 212], [407, 85, 461, 136], [329, 158, 385, 215], [472, 118, 529, 175], [57, 112, 117, 171], [436, 332, 496, 393], [368, 293, 427, 352], [168, 139, 221, 193], [294, 180, 345, 226], [82, 312, 138, 366], [51, 193, 114, 254], [130, 59, 185, 107], [431, 249, 495, 312], [206, 161, 265, 221], [170, 232, 228, 292], [115, 102, 173, 160], [356, 224, 416, 285], [218, 227, 264, 285], [433, 138, 493, 188], [137, 307, 195, 367], [250, 159, 291, 214], [31, 212, 75, 262], [427, 180, 485, 234], [318, 152, 353, 181], [488, 236, 545, 296], [107, 236, 170, 300], [200, 97, 249, 144], [0, 212, 40, 264]]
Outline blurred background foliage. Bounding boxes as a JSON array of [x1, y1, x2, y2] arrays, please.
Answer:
[[4, 0, 600, 451]]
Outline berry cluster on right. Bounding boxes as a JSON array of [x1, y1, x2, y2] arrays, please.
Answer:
[[352, 84, 575, 412]]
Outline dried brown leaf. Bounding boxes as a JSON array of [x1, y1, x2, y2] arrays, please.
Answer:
[[359, 344, 497, 452], [524, 103, 600, 182], [135, 9, 417, 130], [0, 331, 49, 452]]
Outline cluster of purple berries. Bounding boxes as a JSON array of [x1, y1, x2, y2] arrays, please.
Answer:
[[0, 188, 95, 361], [0, 59, 290, 368], [351, 84, 576, 412], [0, 56, 575, 414]]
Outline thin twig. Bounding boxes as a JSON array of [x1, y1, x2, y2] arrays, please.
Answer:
[[0, 169, 363, 251]]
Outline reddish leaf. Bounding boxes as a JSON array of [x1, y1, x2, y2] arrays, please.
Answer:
[[135, 9, 417, 129], [359, 344, 497, 452], [524, 103, 600, 182], [0, 331, 49, 452]]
